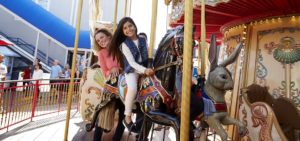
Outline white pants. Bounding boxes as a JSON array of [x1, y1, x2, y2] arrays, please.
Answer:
[[124, 72, 139, 116]]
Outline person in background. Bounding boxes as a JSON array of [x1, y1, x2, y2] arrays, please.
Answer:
[[61, 64, 71, 78], [22, 64, 32, 86], [109, 17, 154, 131], [32, 63, 43, 99], [32, 63, 43, 83], [93, 28, 125, 141], [0, 53, 7, 113], [50, 59, 62, 90], [0, 53, 7, 82], [34, 58, 41, 66], [50, 60, 62, 80]]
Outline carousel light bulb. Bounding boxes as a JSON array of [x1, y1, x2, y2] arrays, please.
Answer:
[[291, 16, 296, 22], [242, 37, 246, 40], [271, 18, 275, 23], [265, 19, 269, 24], [278, 17, 281, 22], [243, 25, 247, 28]]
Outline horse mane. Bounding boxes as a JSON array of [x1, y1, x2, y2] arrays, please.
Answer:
[[153, 29, 178, 68], [153, 28, 180, 92]]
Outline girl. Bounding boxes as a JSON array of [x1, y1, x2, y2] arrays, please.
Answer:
[[93, 28, 125, 141], [109, 17, 154, 130], [95, 29, 121, 79]]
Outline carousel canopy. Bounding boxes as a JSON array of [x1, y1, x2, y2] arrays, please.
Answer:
[[168, 0, 300, 42]]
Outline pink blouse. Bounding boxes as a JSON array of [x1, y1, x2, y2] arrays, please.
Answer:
[[97, 48, 120, 78]]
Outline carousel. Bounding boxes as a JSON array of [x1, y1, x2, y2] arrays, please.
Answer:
[[166, 0, 300, 140], [63, 0, 300, 141]]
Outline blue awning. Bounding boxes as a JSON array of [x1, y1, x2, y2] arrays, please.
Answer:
[[0, 0, 91, 49]]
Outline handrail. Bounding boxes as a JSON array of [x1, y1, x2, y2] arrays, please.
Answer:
[[0, 79, 81, 131], [0, 31, 60, 70], [0, 78, 80, 83]]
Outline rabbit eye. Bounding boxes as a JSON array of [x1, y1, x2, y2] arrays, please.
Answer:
[[220, 74, 227, 79]]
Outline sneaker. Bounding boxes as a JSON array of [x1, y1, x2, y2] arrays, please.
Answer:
[[123, 119, 138, 133]]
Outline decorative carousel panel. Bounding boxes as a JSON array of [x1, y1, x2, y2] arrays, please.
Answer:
[[220, 33, 242, 111], [168, 0, 231, 23], [255, 27, 300, 111], [193, 0, 230, 7]]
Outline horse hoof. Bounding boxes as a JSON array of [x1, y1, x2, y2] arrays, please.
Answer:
[[85, 123, 93, 132], [239, 128, 249, 137]]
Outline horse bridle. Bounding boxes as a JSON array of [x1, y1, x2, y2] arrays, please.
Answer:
[[154, 33, 184, 72]]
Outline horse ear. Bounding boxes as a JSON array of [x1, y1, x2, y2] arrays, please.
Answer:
[[219, 42, 243, 67], [208, 34, 218, 70]]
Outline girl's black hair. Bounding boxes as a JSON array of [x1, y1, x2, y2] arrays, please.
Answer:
[[108, 17, 138, 68]]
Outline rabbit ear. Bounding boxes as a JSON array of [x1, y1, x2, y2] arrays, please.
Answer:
[[219, 42, 243, 67], [208, 34, 218, 71]]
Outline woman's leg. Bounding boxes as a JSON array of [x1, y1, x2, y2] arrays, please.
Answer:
[[93, 124, 103, 141], [112, 99, 125, 141], [124, 73, 138, 123]]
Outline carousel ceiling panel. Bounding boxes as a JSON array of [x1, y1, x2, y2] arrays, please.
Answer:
[[169, 0, 300, 41]]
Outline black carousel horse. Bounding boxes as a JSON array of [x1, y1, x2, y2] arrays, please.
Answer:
[[85, 26, 204, 141]]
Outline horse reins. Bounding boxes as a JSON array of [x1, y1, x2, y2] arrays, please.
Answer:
[[154, 57, 182, 72]]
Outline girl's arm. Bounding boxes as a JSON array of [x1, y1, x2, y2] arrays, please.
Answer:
[[121, 43, 146, 74], [97, 51, 110, 77]]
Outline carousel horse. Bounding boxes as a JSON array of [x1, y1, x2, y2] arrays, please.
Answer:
[[80, 26, 247, 141], [240, 84, 300, 141], [150, 27, 247, 141]]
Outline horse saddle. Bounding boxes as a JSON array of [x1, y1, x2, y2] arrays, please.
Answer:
[[103, 74, 174, 110]]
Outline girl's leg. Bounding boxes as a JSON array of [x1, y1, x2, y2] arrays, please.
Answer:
[[124, 73, 138, 123], [112, 99, 125, 141], [93, 124, 103, 141]]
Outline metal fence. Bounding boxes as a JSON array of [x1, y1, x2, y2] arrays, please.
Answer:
[[0, 78, 80, 131]]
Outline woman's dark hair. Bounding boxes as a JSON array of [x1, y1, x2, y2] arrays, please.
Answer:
[[93, 28, 113, 52], [35, 63, 42, 70], [109, 17, 138, 67]]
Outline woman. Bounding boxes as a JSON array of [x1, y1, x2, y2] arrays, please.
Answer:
[[93, 28, 125, 141], [61, 64, 71, 78], [32, 63, 43, 98], [109, 17, 154, 131], [32, 63, 43, 82]]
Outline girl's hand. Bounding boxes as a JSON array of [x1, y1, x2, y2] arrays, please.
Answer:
[[144, 68, 154, 76], [110, 67, 120, 78]]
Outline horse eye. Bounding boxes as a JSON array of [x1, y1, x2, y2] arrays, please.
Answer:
[[220, 74, 227, 79]]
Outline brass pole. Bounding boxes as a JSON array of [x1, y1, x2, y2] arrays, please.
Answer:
[[180, 0, 193, 140], [149, 0, 158, 58], [113, 0, 119, 32], [95, 0, 101, 20], [124, 0, 128, 17], [200, 0, 206, 76], [285, 64, 291, 98], [63, 0, 83, 140], [129, 0, 132, 17]]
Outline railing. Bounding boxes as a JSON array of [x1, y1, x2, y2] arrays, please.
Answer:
[[0, 31, 56, 67], [0, 78, 80, 132]]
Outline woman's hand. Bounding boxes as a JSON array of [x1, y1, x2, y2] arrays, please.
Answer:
[[144, 68, 154, 76], [110, 67, 120, 78]]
